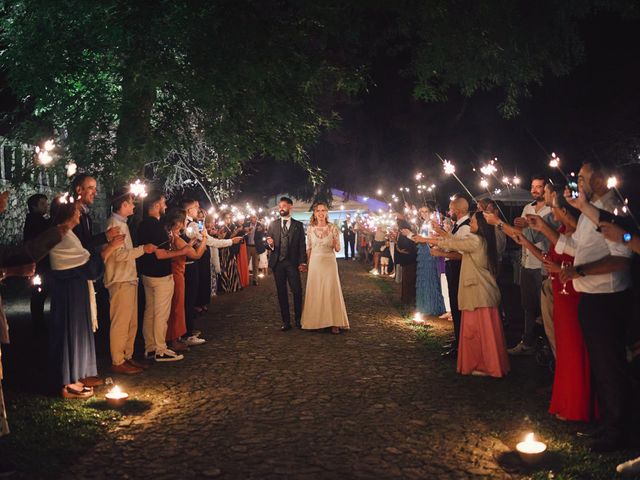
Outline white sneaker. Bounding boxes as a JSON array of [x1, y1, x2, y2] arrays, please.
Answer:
[[155, 349, 184, 362], [617, 456, 640, 475], [182, 335, 206, 346], [369, 268, 379, 274], [507, 342, 534, 355]]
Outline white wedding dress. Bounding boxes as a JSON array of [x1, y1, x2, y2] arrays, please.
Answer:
[[301, 224, 350, 330]]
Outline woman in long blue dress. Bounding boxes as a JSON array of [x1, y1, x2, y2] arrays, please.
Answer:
[[415, 205, 446, 316], [48, 195, 122, 398]]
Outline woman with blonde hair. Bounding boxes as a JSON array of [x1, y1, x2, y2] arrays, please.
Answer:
[[301, 202, 350, 334]]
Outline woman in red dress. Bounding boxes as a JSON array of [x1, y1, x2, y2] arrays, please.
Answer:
[[237, 239, 250, 288], [518, 191, 595, 422]]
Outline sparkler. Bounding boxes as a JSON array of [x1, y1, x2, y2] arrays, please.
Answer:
[[436, 153, 476, 201], [129, 179, 148, 198], [65, 162, 77, 177], [35, 139, 56, 166], [32, 274, 42, 293], [548, 152, 570, 183], [58, 192, 74, 204], [606, 175, 639, 229]]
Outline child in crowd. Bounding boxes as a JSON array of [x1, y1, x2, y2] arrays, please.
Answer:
[[380, 240, 392, 275]]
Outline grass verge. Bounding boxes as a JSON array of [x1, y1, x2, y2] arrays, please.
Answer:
[[0, 392, 122, 479], [370, 271, 637, 480]]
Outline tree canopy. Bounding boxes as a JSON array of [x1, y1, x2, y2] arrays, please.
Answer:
[[1, 0, 637, 195]]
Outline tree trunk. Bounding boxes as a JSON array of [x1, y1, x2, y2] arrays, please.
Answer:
[[114, 56, 157, 179]]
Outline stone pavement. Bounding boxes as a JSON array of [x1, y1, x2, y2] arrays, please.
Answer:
[[63, 261, 520, 480]]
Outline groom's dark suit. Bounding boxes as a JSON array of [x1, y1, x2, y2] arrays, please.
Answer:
[[267, 217, 307, 328]]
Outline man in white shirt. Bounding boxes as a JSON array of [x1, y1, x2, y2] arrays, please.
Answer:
[[182, 198, 207, 346], [535, 162, 633, 452], [508, 175, 551, 355], [104, 190, 156, 374]]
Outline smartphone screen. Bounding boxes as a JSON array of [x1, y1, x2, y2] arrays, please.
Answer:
[[198, 220, 204, 231]]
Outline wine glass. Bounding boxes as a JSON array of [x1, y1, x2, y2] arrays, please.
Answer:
[[560, 260, 570, 295], [542, 251, 555, 280]]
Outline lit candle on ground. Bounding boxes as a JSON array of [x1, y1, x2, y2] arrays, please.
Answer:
[[105, 385, 129, 407], [413, 312, 425, 325], [516, 432, 547, 465]]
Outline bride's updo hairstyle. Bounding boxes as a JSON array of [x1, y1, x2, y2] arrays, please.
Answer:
[[310, 202, 330, 226]]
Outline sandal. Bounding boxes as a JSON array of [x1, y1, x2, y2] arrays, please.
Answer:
[[331, 327, 341, 335], [62, 385, 94, 399]]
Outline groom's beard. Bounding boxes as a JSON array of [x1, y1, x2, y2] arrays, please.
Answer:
[[279, 209, 290, 217]]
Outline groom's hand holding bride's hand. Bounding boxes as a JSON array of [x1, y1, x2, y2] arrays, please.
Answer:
[[266, 236, 274, 248], [298, 263, 307, 273]]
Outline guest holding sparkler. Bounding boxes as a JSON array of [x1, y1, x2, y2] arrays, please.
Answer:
[[529, 163, 634, 452], [394, 209, 417, 305], [203, 215, 244, 298], [439, 196, 471, 358], [71, 174, 121, 251], [104, 189, 157, 375], [138, 192, 192, 363], [181, 199, 207, 345], [49, 194, 125, 398], [491, 190, 595, 422], [165, 208, 207, 352], [408, 205, 446, 316], [1, 190, 68, 444], [218, 212, 243, 293], [507, 175, 551, 356], [405, 212, 509, 377]]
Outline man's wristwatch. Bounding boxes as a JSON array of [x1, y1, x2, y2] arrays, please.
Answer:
[[497, 222, 504, 231], [575, 265, 587, 277]]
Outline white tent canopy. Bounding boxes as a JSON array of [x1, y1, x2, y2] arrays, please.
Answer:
[[477, 187, 533, 206]]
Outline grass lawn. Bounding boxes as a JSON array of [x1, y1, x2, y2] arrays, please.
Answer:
[[373, 274, 639, 480]]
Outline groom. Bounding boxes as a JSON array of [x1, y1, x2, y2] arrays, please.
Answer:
[[266, 197, 307, 331]]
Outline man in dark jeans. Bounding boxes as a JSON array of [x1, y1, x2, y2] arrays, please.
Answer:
[[342, 219, 356, 259], [265, 197, 307, 331], [441, 196, 471, 358]]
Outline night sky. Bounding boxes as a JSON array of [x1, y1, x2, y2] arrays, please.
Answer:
[[242, 11, 640, 206]]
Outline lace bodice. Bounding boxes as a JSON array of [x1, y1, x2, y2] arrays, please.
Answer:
[[307, 224, 339, 254]]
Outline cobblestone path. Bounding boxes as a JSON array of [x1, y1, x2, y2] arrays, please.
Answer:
[[65, 261, 519, 479]]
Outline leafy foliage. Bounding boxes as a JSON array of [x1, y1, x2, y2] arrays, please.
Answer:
[[1, 0, 637, 193], [0, 0, 358, 188]]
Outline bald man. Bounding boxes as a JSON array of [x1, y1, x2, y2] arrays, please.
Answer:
[[440, 196, 471, 357]]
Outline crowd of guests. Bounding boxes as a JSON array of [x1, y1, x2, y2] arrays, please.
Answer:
[[355, 163, 640, 464], [2, 163, 640, 474], [1, 173, 274, 416]]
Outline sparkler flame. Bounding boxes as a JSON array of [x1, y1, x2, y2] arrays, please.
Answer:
[[443, 161, 455, 175], [129, 179, 148, 198]]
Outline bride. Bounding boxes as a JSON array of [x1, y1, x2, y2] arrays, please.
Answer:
[[301, 202, 350, 334]]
